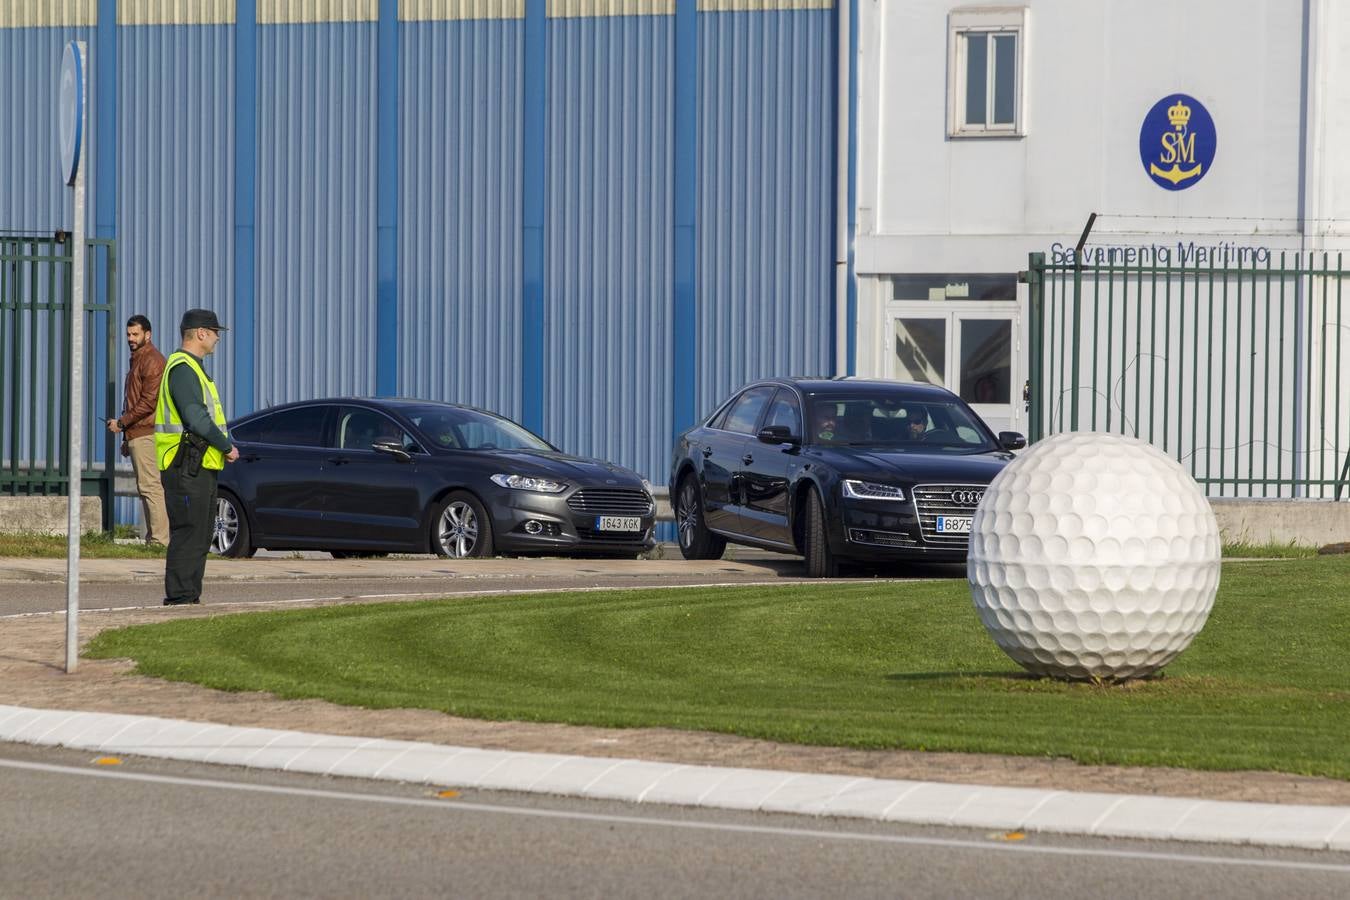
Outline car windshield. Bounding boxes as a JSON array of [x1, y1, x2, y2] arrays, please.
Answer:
[[807, 395, 996, 451], [400, 405, 553, 452]]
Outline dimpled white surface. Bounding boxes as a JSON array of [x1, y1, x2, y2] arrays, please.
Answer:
[[967, 432, 1221, 681]]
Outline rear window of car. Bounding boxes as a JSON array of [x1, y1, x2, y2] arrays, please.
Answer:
[[230, 406, 331, 447]]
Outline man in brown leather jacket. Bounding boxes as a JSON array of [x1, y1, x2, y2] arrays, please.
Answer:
[[107, 315, 169, 545]]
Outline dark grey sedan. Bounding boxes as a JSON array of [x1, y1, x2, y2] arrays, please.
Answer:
[[212, 398, 656, 559]]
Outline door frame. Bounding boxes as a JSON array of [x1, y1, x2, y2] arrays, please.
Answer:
[[883, 301, 1023, 434]]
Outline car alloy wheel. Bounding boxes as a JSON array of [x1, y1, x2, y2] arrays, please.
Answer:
[[212, 497, 240, 555], [677, 481, 699, 550], [674, 476, 726, 560], [437, 500, 481, 558]]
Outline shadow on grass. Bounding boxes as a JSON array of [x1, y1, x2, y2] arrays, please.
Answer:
[[885, 670, 1036, 682]]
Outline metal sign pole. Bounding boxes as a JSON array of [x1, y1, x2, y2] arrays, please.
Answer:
[[61, 41, 88, 674]]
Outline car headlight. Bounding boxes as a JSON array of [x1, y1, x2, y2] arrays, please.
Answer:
[[641, 478, 653, 495], [490, 474, 568, 493], [841, 479, 906, 501]]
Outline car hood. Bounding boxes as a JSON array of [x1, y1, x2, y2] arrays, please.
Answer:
[[484, 449, 646, 486], [810, 447, 1012, 483]]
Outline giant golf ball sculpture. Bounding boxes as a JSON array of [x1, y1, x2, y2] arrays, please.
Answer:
[[967, 432, 1221, 682]]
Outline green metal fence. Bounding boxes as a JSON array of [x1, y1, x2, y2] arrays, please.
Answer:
[[1023, 248, 1350, 500], [1, 232, 118, 528]]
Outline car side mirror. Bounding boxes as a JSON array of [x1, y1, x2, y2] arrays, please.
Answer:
[[998, 431, 1027, 451], [758, 425, 801, 446], [372, 440, 413, 462]]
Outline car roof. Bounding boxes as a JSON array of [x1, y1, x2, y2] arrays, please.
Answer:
[[748, 377, 959, 400], [232, 397, 480, 421]]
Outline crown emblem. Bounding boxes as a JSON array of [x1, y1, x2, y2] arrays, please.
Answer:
[[1167, 100, 1191, 130]]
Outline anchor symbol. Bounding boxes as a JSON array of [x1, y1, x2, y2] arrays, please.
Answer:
[[1149, 162, 1203, 184]]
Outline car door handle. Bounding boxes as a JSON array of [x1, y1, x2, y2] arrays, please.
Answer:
[[240, 453, 261, 463], [701, 447, 714, 458], [742, 453, 754, 464], [326, 456, 350, 466]]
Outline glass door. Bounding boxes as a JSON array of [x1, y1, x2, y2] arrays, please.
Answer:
[[955, 314, 1017, 434], [891, 316, 952, 387], [888, 306, 1021, 435]]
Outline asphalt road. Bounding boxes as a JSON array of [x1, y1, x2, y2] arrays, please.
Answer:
[[4, 743, 1348, 900]]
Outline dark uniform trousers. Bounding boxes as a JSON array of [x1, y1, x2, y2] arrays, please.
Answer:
[[162, 464, 218, 603]]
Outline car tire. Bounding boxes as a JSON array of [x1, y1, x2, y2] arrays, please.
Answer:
[[803, 487, 839, 578], [212, 491, 256, 558], [430, 491, 495, 559], [675, 475, 726, 561]]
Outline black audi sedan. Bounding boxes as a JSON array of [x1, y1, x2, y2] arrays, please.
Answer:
[[212, 398, 656, 559], [668, 378, 1025, 577]]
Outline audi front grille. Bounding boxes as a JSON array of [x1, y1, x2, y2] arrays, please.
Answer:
[[911, 484, 987, 548], [566, 488, 654, 516]]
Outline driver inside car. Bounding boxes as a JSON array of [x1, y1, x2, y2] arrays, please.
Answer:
[[899, 406, 928, 440], [416, 414, 460, 448]]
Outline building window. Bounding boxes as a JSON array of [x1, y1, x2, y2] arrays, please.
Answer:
[[948, 8, 1028, 138]]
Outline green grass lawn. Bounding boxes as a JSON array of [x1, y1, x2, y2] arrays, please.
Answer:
[[85, 556, 1350, 777], [0, 531, 166, 559]]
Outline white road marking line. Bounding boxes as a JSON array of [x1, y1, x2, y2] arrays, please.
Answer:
[[2, 757, 1348, 873]]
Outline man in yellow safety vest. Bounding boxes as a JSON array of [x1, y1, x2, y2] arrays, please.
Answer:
[[154, 308, 239, 606]]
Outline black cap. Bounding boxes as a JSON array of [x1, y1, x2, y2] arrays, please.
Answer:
[[180, 308, 227, 332]]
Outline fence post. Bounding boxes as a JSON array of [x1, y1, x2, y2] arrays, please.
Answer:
[[1337, 450, 1349, 501], [102, 241, 117, 530], [1021, 252, 1045, 443], [1070, 259, 1083, 431]]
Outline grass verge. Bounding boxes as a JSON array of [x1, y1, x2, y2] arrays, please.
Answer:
[[85, 556, 1350, 777], [0, 531, 165, 559], [1221, 541, 1319, 559]]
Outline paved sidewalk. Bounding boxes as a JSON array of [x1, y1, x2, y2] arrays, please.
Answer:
[[3, 704, 1348, 851]]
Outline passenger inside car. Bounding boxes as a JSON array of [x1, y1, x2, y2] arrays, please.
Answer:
[[832, 410, 872, 444], [813, 408, 839, 443]]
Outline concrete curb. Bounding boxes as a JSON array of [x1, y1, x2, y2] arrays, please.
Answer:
[[3, 704, 1348, 851]]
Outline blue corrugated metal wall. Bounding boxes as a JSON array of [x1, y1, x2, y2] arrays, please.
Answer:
[[696, 5, 836, 419], [545, 10, 673, 479], [0, 15, 97, 232], [399, 13, 523, 419], [118, 19, 234, 414], [256, 19, 379, 406], [0, 8, 101, 490], [3, 0, 841, 528]]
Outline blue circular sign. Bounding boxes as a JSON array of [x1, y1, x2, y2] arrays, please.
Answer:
[[1139, 93, 1216, 191], [59, 41, 84, 186]]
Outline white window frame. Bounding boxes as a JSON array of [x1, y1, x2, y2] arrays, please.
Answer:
[[947, 7, 1028, 138]]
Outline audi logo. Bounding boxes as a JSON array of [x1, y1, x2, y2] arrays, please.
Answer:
[[950, 489, 984, 506]]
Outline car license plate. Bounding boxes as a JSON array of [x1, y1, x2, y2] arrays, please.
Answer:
[[936, 516, 972, 534], [596, 516, 642, 532]]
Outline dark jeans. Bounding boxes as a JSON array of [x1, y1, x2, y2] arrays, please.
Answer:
[[162, 465, 219, 603]]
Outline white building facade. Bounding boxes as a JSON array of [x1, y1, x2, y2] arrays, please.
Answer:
[[850, 0, 1350, 492]]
